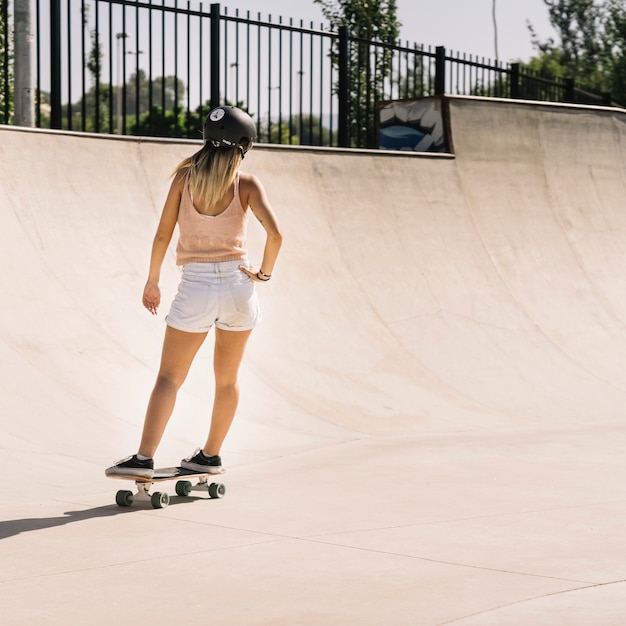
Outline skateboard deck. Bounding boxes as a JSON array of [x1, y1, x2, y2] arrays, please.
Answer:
[[107, 466, 226, 509]]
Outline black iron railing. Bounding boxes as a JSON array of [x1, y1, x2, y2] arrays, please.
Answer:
[[1, 0, 11, 124], [2, 0, 619, 148]]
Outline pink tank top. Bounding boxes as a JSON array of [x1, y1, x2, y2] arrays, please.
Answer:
[[175, 172, 249, 265]]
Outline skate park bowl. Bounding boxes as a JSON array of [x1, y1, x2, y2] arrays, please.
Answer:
[[1, 95, 626, 624]]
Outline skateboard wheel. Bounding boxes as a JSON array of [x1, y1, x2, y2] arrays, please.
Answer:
[[208, 483, 226, 499], [115, 490, 133, 507], [151, 491, 170, 509], [175, 480, 192, 497]]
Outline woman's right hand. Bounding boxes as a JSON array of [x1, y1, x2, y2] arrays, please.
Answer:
[[143, 280, 161, 315]]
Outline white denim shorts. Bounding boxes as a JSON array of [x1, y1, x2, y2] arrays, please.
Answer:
[[165, 260, 261, 333]]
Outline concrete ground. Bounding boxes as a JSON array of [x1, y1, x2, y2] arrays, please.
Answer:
[[1, 96, 626, 624]]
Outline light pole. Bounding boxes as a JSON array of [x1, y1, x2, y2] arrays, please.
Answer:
[[492, 0, 499, 62], [116, 32, 128, 134]]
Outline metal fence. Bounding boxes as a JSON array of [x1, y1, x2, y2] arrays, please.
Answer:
[[1, 0, 10, 124], [1, 0, 617, 148]]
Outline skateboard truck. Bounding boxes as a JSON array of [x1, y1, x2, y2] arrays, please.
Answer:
[[113, 472, 226, 509]]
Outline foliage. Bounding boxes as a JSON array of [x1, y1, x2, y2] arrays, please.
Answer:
[[605, 0, 626, 101], [292, 114, 336, 146], [395, 47, 429, 99], [528, 0, 626, 104], [76, 4, 187, 134], [314, 0, 400, 40], [132, 99, 250, 140], [255, 114, 336, 145], [80, 4, 109, 131], [258, 118, 297, 144], [131, 105, 191, 137], [118, 71, 184, 116], [314, 0, 401, 147]]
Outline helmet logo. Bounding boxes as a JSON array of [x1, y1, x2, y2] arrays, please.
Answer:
[[209, 108, 225, 122]]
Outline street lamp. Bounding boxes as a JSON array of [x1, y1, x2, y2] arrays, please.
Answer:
[[492, 0, 499, 62]]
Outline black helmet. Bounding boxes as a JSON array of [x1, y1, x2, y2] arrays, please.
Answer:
[[203, 106, 256, 155]]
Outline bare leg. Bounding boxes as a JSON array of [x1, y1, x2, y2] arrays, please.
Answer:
[[203, 328, 252, 456], [138, 326, 208, 458]]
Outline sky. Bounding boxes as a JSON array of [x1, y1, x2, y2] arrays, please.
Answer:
[[220, 0, 558, 64]]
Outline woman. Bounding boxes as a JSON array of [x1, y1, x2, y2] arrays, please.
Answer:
[[106, 106, 282, 479]]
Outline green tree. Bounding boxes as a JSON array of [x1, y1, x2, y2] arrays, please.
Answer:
[[605, 0, 626, 101], [131, 104, 190, 137], [85, 23, 111, 131], [529, 0, 607, 87], [79, 5, 184, 134], [71, 4, 110, 132], [259, 118, 297, 144], [527, 0, 626, 103], [314, 0, 401, 148], [135, 73, 185, 113], [396, 48, 429, 99], [70, 68, 185, 135], [131, 98, 249, 139], [292, 114, 336, 146]]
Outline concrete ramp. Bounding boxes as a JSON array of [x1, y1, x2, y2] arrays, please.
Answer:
[[2, 97, 626, 624]]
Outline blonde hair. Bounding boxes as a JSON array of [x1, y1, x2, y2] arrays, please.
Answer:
[[174, 144, 243, 210]]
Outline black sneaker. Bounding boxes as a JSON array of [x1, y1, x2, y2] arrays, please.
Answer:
[[105, 454, 154, 479], [181, 448, 224, 474]]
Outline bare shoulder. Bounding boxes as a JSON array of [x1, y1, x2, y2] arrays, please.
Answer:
[[238, 172, 269, 209], [238, 172, 263, 192], [162, 168, 187, 204], [171, 167, 189, 188], [238, 171, 280, 235]]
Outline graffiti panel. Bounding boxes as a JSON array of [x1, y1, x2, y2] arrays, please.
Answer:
[[378, 97, 449, 153]]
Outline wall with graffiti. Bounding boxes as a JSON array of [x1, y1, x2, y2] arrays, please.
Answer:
[[378, 97, 449, 153]]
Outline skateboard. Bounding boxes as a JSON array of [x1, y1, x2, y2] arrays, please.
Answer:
[[107, 466, 226, 509]]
